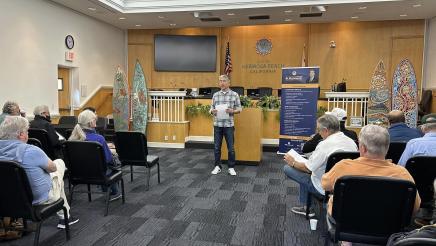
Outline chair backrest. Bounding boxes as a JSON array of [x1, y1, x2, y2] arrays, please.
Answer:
[[230, 86, 244, 96], [258, 87, 273, 97], [62, 141, 107, 184], [405, 156, 436, 202], [247, 89, 259, 97], [27, 137, 42, 149], [58, 116, 78, 125], [332, 176, 416, 243], [28, 128, 56, 160], [0, 160, 35, 220], [386, 142, 407, 164], [210, 87, 220, 95], [115, 131, 148, 165], [199, 87, 211, 96], [326, 151, 360, 173]]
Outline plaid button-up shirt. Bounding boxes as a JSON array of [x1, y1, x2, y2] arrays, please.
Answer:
[[211, 89, 242, 127]]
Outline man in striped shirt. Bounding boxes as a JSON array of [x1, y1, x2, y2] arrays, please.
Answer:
[[210, 75, 242, 176]]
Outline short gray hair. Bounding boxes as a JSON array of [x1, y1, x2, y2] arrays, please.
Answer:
[[424, 122, 436, 132], [69, 110, 97, 141], [0, 116, 29, 140], [359, 124, 390, 156], [219, 74, 230, 82], [2, 101, 20, 115], [33, 105, 49, 116], [317, 114, 340, 133]]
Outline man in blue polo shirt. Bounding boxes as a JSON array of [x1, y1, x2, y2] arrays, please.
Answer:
[[398, 118, 436, 225], [387, 110, 422, 142], [0, 116, 79, 229]]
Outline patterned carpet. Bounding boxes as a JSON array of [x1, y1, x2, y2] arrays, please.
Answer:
[[4, 148, 326, 246]]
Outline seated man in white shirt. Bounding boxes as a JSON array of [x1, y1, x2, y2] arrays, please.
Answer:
[[283, 114, 358, 216]]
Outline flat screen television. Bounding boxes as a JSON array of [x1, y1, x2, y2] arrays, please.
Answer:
[[154, 35, 217, 72]]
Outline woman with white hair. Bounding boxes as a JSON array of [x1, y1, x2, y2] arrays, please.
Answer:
[[69, 110, 121, 201]]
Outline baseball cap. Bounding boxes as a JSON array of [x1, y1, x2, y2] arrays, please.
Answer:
[[325, 108, 347, 121]]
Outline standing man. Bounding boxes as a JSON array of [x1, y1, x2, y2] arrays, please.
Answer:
[[210, 75, 242, 176]]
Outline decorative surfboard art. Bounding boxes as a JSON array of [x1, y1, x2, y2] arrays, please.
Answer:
[[131, 60, 148, 134], [112, 67, 130, 131], [367, 60, 390, 125], [392, 59, 418, 128]]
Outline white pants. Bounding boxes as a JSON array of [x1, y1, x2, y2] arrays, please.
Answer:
[[42, 159, 70, 219]]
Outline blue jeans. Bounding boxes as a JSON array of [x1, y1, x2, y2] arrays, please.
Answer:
[[283, 165, 321, 206], [214, 126, 235, 168]]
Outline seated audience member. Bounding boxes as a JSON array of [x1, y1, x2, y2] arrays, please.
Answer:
[[283, 114, 358, 216], [69, 110, 121, 200], [83, 106, 96, 113], [302, 108, 358, 154], [398, 118, 436, 225], [0, 116, 79, 229], [30, 105, 62, 148], [0, 101, 21, 124], [387, 110, 422, 142], [322, 124, 421, 216]]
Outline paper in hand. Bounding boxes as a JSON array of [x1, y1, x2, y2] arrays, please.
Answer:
[[287, 149, 308, 164], [216, 104, 229, 120]]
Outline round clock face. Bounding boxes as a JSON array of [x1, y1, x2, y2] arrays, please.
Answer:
[[65, 35, 74, 49]]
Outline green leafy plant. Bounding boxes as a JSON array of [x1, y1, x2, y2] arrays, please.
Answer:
[[317, 106, 328, 118], [256, 95, 281, 111], [186, 103, 212, 118], [239, 95, 254, 108]]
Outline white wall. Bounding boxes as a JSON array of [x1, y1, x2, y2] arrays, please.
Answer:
[[0, 0, 125, 115], [424, 17, 436, 89]]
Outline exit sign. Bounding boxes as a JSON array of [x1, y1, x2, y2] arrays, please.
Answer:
[[65, 51, 75, 62]]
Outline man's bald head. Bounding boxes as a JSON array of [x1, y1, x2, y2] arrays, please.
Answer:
[[387, 110, 405, 124]]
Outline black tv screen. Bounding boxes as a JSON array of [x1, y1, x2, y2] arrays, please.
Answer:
[[154, 35, 217, 72]]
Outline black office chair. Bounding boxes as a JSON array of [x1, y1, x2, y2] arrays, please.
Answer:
[[28, 128, 58, 160], [199, 87, 212, 96], [115, 131, 160, 190], [230, 86, 244, 96], [326, 176, 417, 245], [58, 116, 77, 126], [305, 151, 360, 219], [258, 87, 273, 97], [405, 156, 436, 212], [27, 138, 42, 149], [95, 117, 108, 135], [62, 141, 125, 216], [0, 160, 70, 246], [386, 142, 407, 164], [247, 89, 260, 98], [210, 87, 220, 95], [393, 238, 436, 246]]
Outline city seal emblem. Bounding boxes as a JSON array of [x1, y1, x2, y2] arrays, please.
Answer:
[[256, 38, 272, 56]]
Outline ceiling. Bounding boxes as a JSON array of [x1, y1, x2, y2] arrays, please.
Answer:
[[50, 0, 436, 29]]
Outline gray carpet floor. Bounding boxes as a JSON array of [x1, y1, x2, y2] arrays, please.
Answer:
[[3, 148, 328, 246]]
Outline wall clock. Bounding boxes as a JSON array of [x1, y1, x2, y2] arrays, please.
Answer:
[[65, 35, 74, 49]]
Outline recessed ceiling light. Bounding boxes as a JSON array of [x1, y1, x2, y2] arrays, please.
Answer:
[[227, 13, 235, 16], [413, 4, 422, 7], [358, 6, 367, 10], [135, 24, 141, 27], [351, 16, 359, 19], [400, 14, 408, 17], [284, 10, 293, 13], [284, 19, 292, 22], [119, 17, 126, 20], [158, 16, 165, 19], [170, 23, 176, 26], [88, 7, 96, 11]]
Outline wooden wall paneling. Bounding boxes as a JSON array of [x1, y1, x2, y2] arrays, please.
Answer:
[[128, 28, 221, 89], [128, 44, 152, 89], [73, 87, 113, 117], [221, 24, 309, 90], [262, 110, 280, 139], [390, 36, 424, 100], [147, 122, 188, 143]]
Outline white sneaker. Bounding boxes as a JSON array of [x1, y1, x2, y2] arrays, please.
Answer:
[[228, 168, 237, 176], [211, 166, 221, 175]]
